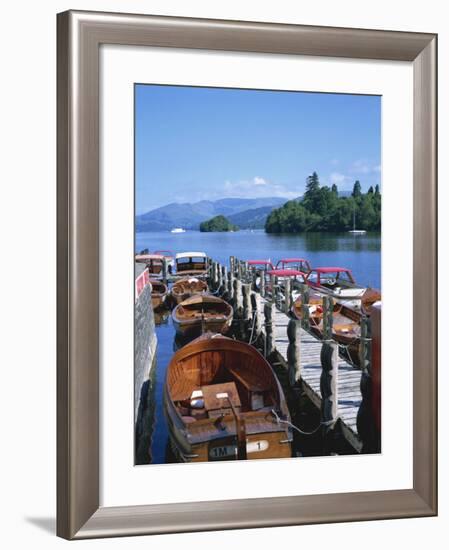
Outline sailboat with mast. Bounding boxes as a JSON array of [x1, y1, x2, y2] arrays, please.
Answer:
[[348, 204, 366, 235]]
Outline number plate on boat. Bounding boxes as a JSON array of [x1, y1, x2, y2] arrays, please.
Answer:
[[209, 440, 269, 460], [209, 445, 236, 460]]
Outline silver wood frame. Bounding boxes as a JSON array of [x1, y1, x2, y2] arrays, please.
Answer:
[[57, 10, 437, 540]]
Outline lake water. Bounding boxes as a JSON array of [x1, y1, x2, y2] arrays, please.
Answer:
[[136, 229, 381, 464], [136, 230, 381, 288]]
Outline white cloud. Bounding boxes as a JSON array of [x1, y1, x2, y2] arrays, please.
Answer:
[[253, 176, 267, 186], [221, 177, 299, 200], [330, 172, 347, 185], [350, 159, 381, 175]]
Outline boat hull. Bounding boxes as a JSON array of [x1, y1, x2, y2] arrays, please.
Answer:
[[164, 335, 292, 462], [172, 316, 232, 338], [172, 295, 233, 338]]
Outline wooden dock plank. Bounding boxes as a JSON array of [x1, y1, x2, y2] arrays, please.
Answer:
[[259, 296, 362, 446]]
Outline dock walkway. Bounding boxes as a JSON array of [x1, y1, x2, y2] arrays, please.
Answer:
[[259, 297, 363, 450]]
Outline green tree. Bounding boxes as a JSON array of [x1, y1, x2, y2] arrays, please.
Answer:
[[352, 180, 362, 198], [331, 183, 338, 195], [199, 215, 238, 232], [264, 172, 381, 233]]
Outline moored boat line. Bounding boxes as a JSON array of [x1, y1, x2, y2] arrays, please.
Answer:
[[136, 252, 381, 463]]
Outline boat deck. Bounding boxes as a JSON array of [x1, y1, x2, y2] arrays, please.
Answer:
[[259, 298, 363, 451]]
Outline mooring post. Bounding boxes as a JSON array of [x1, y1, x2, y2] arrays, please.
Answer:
[[320, 295, 338, 452], [237, 260, 243, 281], [229, 256, 235, 277], [162, 257, 169, 284], [251, 267, 257, 291], [287, 318, 302, 387], [220, 264, 227, 296], [243, 261, 250, 283], [210, 261, 216, 288], [259, 270, 265, 297], [242, 283, 252, 339], [250, 291, 262, 341], [270, 274, 276, 305], [300, 284, 310, 330], [356, 310, 379, 453], [233, 277, 243, 318], [264, 300, 275, 356], [284, 278, 292, 314], [217, 262, 223, 291], [227, 270, 234, 302]]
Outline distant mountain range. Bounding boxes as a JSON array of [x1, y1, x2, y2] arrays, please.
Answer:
[[136, 197, 287, 232], [136, 191, 355, 232]]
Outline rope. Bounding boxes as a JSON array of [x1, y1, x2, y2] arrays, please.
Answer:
[[271, 409, 337, 436]]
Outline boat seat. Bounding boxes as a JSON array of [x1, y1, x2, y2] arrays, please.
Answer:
[[226, 365, 271, 393]]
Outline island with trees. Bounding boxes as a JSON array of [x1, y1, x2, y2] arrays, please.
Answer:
[[199, 215, 239, 232], [265, 172, 381, 233]]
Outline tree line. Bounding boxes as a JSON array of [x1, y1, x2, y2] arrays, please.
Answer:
[[265, 172, 381, 233]]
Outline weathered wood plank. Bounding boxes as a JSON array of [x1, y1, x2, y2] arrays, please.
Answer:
[[259, 295, 362, 446]]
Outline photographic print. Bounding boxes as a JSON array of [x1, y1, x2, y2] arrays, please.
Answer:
[[134, 84, 381, 465]]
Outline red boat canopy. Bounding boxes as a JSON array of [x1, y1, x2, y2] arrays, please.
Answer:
[[267, 269, 307, 278], [248, 259, 272, 264], [312, 267, 352, 274], [278, 258, 308, 263], [307, 267, 355, 284]]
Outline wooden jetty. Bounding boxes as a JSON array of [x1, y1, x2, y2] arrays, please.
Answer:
[[261, 300, 363, 451], [206, 256, 381, 455]]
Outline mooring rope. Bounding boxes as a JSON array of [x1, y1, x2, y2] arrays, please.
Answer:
[[271, 409, 336, 436]]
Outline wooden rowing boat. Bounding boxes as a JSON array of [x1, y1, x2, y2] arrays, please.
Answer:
[[149, 279, 168, 311], [292, 287, 381, 366], [172, 295, 233, 338], [164, 333, 292, 462], [171, 277, 208, 305], [175, 251, 208, 277], [135, 254, 164, 276]]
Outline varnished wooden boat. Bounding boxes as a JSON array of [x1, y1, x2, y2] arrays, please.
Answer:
[[164, 333, 292, 462], [292, 287, 381, 366], [171, 277, 208, 305], [149, 279, 168, 310], [135, 254, 164, 276], [175, 251, 208, 277], [172, 295, 233, 338]]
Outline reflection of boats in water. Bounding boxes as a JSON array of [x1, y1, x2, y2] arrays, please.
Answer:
[[149, 279, 168, 311], [171, 277, 208, 305], [172, 295, 233, 339], [154, 308, 170, 326], [164, 333, 292, 462]]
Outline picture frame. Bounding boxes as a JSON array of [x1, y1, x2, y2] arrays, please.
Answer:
[[57, 10, 437, 540]]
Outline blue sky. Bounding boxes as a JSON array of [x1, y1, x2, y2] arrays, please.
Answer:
[[135, 85, 381, 214]]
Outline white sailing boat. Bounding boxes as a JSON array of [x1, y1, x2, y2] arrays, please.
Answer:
[[171, 227, 186, 234], [348, 206, 366, 235]]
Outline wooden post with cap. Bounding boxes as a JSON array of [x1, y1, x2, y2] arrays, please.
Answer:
[[320, 295, 339, 452]]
